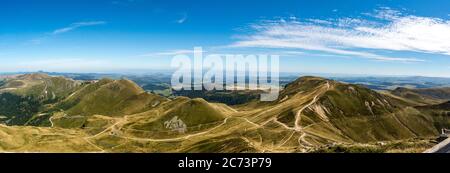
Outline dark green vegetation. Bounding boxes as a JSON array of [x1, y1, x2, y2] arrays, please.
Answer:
[[0, 73, 80, 125], [0, 93, 40, 125], [0, 73, 449, 153], [173, 90, 261, 105], [312, 138, 436, 153]]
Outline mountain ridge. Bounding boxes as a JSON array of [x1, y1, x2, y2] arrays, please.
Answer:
[[0, 73, 449, 153]]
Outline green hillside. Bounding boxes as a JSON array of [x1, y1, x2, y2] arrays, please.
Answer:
[[59, 79, 166, 117], [0, 73, 81, 103], [0, 73, 449, 153], [390, 87, 450, 105], [239, 76, 449, 146]]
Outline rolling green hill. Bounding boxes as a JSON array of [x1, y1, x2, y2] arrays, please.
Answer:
[[390, 87, 450, 105], [0, 73, 449, 153], [0, 73, 81, 103], [58, 79, 167, 117], [0, 74, 81, 125], [236, 76, 447, 146]]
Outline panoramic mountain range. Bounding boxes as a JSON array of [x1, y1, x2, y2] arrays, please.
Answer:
[[0, 73, 449, 153]]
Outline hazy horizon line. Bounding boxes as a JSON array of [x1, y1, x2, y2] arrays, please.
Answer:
[[1, 70, 450, 79]]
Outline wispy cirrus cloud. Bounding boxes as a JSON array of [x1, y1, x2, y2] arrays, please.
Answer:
[[20, 21, 106, 46], [230, 7, 450, 62], [52, 21, 107, 35], [176, 13, 188, 24]]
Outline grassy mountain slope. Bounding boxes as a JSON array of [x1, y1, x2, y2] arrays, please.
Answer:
[[119, 97, 230, 139], [0, 124, 99, 152], [0, 73, 81, 102], [59, 79, 167, 117], [0, 74, 81, 125], [236, 77, 447, 147], [0, 74, 449, 153], [390, 87, 450, 105]]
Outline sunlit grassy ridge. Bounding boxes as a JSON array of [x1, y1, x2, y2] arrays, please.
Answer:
[[53, 78, 167, 117], [0, 74, 449, 153]]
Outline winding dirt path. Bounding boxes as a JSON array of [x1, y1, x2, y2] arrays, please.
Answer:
[[294, 95, 319, 131], [294, 81, 331, 146], [49, 116, 54, 128], [71, 81, 333, 151], [115, 118, 231, 142]]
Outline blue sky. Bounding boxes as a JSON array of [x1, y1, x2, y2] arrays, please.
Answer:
[[1, 0, 450, 77]]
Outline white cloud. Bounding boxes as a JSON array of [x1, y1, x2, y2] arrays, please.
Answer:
[[52, 21, 106, 35], [231, 8, 450, 62], [176, 14, 188, 24], [281, 51, 305, 55], [305, 19, 333, 25], [368, 7, 403, 20]]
